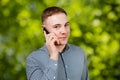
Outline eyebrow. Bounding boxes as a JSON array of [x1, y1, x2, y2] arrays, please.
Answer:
[[65, 22, 69, 24], [53, 22, 69, 26], [53, 24, 60, 27]]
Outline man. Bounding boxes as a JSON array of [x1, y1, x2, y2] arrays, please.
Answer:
[[26, 6, 89, 80]]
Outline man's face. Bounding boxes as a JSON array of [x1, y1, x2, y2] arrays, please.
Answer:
[[43, 13, 70, 45]]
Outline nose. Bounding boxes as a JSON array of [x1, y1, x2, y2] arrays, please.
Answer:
[[60, 27, 66, 34]]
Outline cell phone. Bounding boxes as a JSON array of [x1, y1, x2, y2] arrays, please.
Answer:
[[43, 27, 50, 34]]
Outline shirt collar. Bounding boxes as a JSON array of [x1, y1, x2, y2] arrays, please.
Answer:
[[60, 44, 69, 53], [41, 43, 70, 54]]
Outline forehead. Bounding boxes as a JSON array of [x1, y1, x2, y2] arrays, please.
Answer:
[[44, 13, 68, 25]]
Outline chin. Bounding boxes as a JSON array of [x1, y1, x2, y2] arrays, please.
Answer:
[[59, 41, 67, 45]]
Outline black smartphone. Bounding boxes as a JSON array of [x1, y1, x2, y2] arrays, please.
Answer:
[[43, 27, 49, 34]]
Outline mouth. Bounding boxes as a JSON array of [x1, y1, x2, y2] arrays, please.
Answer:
[[59, 37, 67, 40]]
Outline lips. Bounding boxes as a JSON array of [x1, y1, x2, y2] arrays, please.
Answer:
[[59, 37, 67, 40]]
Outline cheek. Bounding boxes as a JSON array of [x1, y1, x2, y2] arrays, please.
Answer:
[[67, 28, 70, 34], [52, 31, 59, 36]]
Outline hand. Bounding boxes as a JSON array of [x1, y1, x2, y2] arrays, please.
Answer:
[[44, 31, 60, 60]]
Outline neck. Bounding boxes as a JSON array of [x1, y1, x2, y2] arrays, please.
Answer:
[[57, 44, 66, 53]]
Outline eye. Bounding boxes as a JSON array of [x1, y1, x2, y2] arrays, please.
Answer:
[[53, 24, 60, 28], [65, 22, 70, 27]]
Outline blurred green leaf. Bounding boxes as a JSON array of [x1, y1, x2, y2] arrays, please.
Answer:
[[0, 0, 120, 80]]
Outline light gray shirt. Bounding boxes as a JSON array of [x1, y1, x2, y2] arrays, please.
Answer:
[[26, 44, 89, 80]]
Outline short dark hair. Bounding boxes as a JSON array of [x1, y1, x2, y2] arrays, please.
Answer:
[[41, 6, 67, 23]]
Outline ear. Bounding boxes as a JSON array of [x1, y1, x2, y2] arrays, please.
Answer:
[[42, 24, 45, 30]]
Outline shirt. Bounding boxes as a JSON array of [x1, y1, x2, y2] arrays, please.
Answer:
[[26, 43, 89, 80]]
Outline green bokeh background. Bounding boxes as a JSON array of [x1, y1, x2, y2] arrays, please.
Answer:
[[0, 0, 120, 80]]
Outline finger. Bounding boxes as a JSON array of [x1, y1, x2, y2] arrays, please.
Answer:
[[46, 33, 55, 42], [51, 36, 60, 45], [46, 33, 59, 45], [44, 31, 51, 44], [52, 37, 59, 45], [43, 31, 47, 40], [52, 33, 60, 45]]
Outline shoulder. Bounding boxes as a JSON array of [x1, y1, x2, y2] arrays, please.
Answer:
[[68, 44, 84, 52], [68, 43, 85, 56], [26, 45, 49, 63]]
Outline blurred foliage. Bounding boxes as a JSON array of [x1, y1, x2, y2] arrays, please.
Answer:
[[0, 0, 120, 80]]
